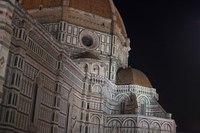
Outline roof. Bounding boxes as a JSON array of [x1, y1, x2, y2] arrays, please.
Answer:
[[21, 0, 127, 35], [69, 0, 112, 19], [21, 0, 63, 9], [116, 67, 152, 88]]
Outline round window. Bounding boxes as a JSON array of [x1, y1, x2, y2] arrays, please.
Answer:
[[82, 36, 93, 47], [79, 29, 99, 50]]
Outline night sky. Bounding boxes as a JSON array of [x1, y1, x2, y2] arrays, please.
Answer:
[[114, 1, 200, 133]]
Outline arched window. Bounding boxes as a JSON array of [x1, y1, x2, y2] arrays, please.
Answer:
[[5, 110, 9, 122], [108, 119, 121, 133], [90, 116, 100, 133], [138, 96, 149, 116], [85, 126, 88, 133], [122, 119, 135, 133], [92, 85, 102, 94], [8, 93, 12, 104], [141, 101, 146, 115], [139, 120, 149, 133], [120, 101, 125, 114], [93, 65, 100, 75], [163, 123, 171, 132], [80, 125, 82, 133], [151, 122, 161, 133], [84, 64, 88, 73]]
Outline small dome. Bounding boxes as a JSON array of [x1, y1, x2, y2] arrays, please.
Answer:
[[116, 67, 152, 88], [74, 52, 100, 60]]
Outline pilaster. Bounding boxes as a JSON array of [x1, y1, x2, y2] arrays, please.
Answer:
[[0, 0, 15, 103]]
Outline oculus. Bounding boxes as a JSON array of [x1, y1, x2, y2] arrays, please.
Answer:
[[79, 29, 99, 50], [82, 35, 93, 47]]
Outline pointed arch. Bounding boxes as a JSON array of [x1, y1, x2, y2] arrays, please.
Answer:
[[107, 118, 122, 127], [90, 115, 101, 124], [137, 95, 150, 104], [90, 115, 101, 133], [139, 119, 149, 128], [92, 84, 102, 94], [137, 95, 150, 115], [122, 118, 136, 127], [106, 119, 122, 133], [161, 122, 172, 132], [115, 93, 130, 102], [151, 121, 161, 133], [122, 118, 136, 133], [139, 119, 149, 133]]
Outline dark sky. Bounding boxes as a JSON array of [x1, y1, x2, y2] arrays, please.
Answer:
[[114, 1, 200, 133]]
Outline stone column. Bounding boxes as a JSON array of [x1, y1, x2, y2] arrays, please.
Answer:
[[0, 0, 15, 103]]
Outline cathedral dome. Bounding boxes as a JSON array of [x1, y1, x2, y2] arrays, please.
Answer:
[[21, 0, 126, 35], [22, 0, 112, 18], [69, 0, 112, 19], [116, 67, 152, 88]]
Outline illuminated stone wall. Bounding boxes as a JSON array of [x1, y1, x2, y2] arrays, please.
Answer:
[[0, 1, 176, 133]]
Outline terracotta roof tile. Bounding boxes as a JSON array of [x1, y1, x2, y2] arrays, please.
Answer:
[[69, 0, 112, 18], [21, 0, 63, 10]]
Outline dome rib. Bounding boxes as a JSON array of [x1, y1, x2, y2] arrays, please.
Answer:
[[115, 7, 127, 36]]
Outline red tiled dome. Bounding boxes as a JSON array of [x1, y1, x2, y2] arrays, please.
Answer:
[[116, 67, 152, 88], [21, 0, 126, 35]]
